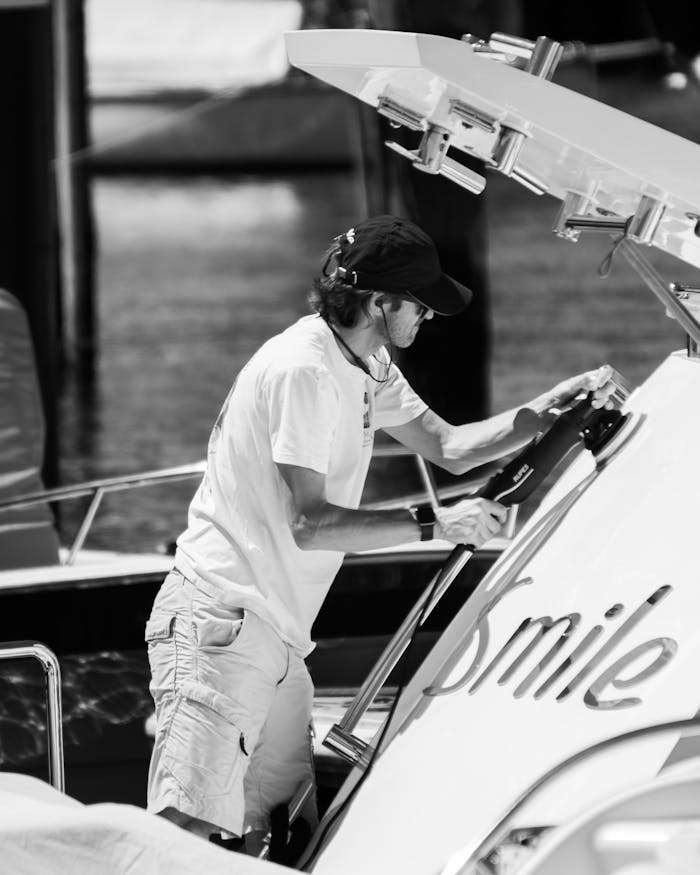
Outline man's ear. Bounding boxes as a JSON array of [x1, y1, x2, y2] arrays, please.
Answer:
[[374, 293, 386, 310]]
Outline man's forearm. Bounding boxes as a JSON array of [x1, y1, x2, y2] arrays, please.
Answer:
[[291, 495, 506, 553], [440, 370, 614, 475], [441, 392, 555, 475], [292, 503, 418, 552]]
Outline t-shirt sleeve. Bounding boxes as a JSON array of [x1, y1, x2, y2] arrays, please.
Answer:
[[266, 364, 340, 474], [373, 355, 428, 429]]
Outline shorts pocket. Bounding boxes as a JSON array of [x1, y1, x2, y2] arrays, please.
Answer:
[[145, 612, 178, 694], [145, 614, 175, 643], [196, 610, 246, 651], [163, 680, 249, 800]]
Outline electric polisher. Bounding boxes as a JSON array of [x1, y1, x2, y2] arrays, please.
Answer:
[[475, 367, 637, 510]]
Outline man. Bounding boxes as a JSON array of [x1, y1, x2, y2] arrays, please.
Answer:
[[145, 215, 614, 853]]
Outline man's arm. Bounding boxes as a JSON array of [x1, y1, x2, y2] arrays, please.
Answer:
[[277, 463, 506, 552], [384, 367, 617, 475]]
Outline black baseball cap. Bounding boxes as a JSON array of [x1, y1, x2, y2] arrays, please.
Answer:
[[331, 215, 472, 316]]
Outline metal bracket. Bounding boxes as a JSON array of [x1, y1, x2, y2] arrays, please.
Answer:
[[322, 724, 370, 766], [552, 197, 700, 351], [385, 123, 486, 195], [488, 127, 547, 195], [377, 96, 426, 132], [523, 36, 565, 80], [490, 126, 528, 176], [563, 214, 629, 234], [490, 33, 564, 80], [380, 32, 563, 199], [460, 33, 514, 63], [554, 194, 666, 247], [553, 192, 595, 241], [439, 157, 487, 194], [450, 100, 497, 134], [475, 35, 562, 192], [411, 124, 451, 173], [511, 167, 549, 196], [461, 33, 563, 81], [626, 195, 667, 245]]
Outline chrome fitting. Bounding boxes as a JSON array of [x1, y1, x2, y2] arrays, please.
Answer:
[[323, 724, 369, 765], [553, 192, 594, 242], [524, 36, 564, 80], [511, 167, 548, 196], [461, 32, 514, 62], [385, 123, 453, 175], [554, 194, 665, 246], [461, 33, 487, 50], [626, 195, 666, 246], [414, 125, 453, 174], [386, 123, 488, 196], [450, 100, 496, 133], [489, 32, 536, 60], [377, 96, 426, 132], [563, 215, 628, 233], [439, 157, 486, 194], [488, 33, 563, 80], [491, 127, 527, 176]]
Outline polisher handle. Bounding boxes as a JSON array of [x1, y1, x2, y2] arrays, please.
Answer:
[[477, 409, 584, 506], [477, 389, 623, 507]]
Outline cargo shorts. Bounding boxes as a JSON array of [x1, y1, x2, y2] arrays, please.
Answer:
[[145, 569, 318, 838]]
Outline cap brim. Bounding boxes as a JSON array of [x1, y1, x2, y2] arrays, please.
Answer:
[[410, 273, 472, 316]]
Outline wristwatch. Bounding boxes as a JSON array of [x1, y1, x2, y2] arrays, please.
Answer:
[[410, 505, 436, 541]]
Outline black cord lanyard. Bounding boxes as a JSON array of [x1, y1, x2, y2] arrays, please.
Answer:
[[325, 319, 392, 384]]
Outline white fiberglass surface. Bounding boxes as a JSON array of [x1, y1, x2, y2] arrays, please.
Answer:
[[311, 352, 700, 875]]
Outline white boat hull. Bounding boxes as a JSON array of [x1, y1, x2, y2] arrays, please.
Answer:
[[312, 351, 700, 873]]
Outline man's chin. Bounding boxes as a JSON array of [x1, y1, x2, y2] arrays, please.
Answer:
[[395, 337, 414, 349], [398, 327, 422, 348]]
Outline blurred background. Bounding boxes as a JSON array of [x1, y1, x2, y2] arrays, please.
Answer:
[[2, 0, 700, 552]]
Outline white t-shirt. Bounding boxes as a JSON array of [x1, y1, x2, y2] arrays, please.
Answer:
[[175, 315, 427, 656]]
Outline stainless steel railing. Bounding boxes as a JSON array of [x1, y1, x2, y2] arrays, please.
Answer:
[[0, 461, 207, 565], [322, 545, 475, 764], [0, 447, 508, 566], [0, 641, 64, 791]]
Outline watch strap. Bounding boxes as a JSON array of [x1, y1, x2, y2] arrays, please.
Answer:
[[410, 505, 435, 541]]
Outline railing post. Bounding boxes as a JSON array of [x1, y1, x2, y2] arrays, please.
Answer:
[[0, 641, 64, 791], [66, 487, 105, 564]]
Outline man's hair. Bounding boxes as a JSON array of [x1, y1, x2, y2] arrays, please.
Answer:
[[308, 245, 404, 328]]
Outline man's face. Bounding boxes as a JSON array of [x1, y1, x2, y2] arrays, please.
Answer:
[[383, 298, 434, 347]]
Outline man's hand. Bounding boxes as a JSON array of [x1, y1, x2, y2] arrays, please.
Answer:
[[434, 498, 508, 548], [548, 365, 617, 412]]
